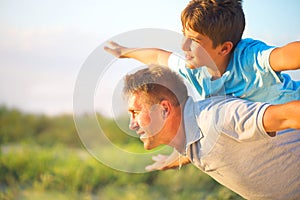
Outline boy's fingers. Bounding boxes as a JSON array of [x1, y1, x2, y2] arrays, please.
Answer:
[[108, 40, 120, 48], [103, 46, 111, 52]]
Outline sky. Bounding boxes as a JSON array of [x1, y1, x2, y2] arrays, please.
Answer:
[[0, 0, 299, 116]]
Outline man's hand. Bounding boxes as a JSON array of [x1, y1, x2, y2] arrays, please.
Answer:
[[146, 154, 176, 171], [145, 151, 190, 172]]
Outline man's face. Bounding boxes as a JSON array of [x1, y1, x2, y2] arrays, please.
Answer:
[[127, 93, 167, 150], [181, 28, 220, 69]]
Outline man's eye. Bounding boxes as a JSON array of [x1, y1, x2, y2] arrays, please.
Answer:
[[132, 111, 139, 117]]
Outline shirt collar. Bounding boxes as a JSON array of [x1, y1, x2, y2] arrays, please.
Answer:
[[182, 97, 203, 154]]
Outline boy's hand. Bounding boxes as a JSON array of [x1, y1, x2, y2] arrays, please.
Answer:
[[104, 41, 133, 58], [104, 41, 171, 67]]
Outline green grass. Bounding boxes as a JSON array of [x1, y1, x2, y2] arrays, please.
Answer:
[[0, 106, 243, 199], [0, 143, 243, 200]]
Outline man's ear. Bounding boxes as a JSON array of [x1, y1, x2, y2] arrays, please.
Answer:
[[219, 41, 233, 56], [160, 100, 172, 118]]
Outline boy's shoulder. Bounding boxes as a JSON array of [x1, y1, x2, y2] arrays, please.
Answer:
[[233, 38, 275, 56], [236, 38, 274, 50], [237, 38, 265, 47]]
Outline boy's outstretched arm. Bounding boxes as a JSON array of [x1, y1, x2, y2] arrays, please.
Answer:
[[270, 41, 300, 71], [104, 41, 172, 66], [263, 100, 300, 133]]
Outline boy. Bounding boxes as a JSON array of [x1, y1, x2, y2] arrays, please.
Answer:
[[105, 0, 300, 103]]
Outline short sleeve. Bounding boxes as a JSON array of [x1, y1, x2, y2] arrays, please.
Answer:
[[257, 47, 276, 72], [215, 98, 272, 141], [168, 53, 186, 72]]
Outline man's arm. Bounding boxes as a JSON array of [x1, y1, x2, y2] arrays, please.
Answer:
[[104, 41, 171, 66], [263, 100, 300, 133], [145, 150, 190, 171], [270, 41, 300, 72]]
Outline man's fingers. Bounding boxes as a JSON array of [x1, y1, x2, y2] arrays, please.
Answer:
[[145, 162, 165, 171], [145, 154, 171, 171], [145, 164, 156, 172], [152, 154, 169, 162]]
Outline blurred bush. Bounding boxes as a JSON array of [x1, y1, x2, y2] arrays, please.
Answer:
[[0, 105, 243, 199]]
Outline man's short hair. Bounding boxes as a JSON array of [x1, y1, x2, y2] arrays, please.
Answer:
[[123, 65, 188, 106]]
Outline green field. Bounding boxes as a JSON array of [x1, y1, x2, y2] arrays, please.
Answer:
[[0, 106, 243, 199]]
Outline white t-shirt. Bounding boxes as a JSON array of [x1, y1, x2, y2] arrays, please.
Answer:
[[182, 96, 300, 199]]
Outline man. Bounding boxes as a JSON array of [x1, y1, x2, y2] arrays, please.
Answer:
[[123, 65, 300, 200]]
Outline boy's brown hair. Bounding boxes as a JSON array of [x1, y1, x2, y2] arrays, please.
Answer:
[[181, 0, 245, 48]]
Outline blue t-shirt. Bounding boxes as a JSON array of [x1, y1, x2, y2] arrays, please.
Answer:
[[168, 38, 300, 104]]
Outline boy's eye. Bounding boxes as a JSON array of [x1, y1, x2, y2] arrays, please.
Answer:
[[191, 37, 200, 43]]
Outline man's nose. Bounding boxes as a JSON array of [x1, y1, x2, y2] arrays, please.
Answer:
[[129, 117, 139, 131], [181, 37, 191, 51]]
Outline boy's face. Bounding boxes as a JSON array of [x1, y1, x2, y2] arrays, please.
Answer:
[[182, 28, 221, 69], [127, 93, 169, 150]]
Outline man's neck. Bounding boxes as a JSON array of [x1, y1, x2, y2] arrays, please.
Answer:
[[169, 99, 188, 154]]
